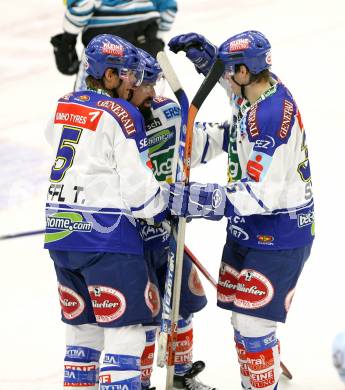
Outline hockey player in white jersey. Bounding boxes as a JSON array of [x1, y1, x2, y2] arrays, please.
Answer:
[[44, 34, 170, 389], [167, 31, 315, 390], [130, 49, 216, 390]]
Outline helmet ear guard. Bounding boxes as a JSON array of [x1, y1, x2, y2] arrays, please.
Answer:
[[218, 30, 271, 75]]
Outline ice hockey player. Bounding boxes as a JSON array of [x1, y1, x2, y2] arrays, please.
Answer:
[[332, 332, 345, 383], [130, 48, 216, 390], [50, 0, 178, 89], [44, 34, 170, 389], [167, 31, 315, 390]]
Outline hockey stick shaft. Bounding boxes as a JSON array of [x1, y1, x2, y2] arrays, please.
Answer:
[[159, 55, 224, 390], [0, 229, 45, 240], [156, 51, 190, 373], [184, 245, 217, 288]]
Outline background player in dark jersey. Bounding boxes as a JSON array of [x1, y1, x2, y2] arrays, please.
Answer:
[[50, 0, 177, 88]]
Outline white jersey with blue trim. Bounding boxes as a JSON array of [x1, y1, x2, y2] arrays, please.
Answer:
[[44, 90, 167, 254], [191, 77, 314, 249], [138, 96, 181, 248], [63, 0, 177, 40]]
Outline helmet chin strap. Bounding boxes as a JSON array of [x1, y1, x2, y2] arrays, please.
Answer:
[[231, 74, 255, 100]]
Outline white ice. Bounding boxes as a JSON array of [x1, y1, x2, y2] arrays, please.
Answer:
[[1, 0, 345, 389]]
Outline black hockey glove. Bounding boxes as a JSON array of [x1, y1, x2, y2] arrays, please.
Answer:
[[168, 33, 217, 76], [50, 32, 79, 75]]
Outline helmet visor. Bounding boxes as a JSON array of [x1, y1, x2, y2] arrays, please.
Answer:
[[119, 68, 144, 87]]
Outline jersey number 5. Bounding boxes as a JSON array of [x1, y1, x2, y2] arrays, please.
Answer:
[[50, 126, 82, 183]]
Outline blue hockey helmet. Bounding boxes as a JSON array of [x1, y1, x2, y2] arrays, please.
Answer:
[[84, 34, 144, 85], [137, 48, 163, 84], [218, 30, 271, 75]]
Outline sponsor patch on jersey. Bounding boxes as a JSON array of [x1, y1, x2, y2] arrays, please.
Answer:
[[278, 99, 294, 139], [88, 285, 126, 323], [58, 284, 85, 320], [163, 105, 180, 120], [101, 42, 124, 57], [45, 212, 93, 244], [257, 234, 274, 245], [145, 281, 160, 317], [75, 95, 90, 102], [234, 269, 274, 309], [96, 100, 135, 135], [55, 103, 102, 131], [297, 210, 314, 227], [146, 117, 162, 131], [247, 151, 272, 182], [229, 38, 250, 52], [188, 266, 205, 297], [246, 102, 260, 139], [228, 224, 249, 240], [217, 263, 240, 303]]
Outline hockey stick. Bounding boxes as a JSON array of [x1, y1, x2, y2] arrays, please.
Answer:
[[0, 229, 45, 240], [156, 51, 190, 371], [185, 246, 293, 381], [158, 52, 225, 390]]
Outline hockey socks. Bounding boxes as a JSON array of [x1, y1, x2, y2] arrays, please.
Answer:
[[172, 316, 194, 376], [242, 332, 280, 390], [100, 353, 141, 389], [141, 326, 158, 389], [234, 330, 251, 390], [64, 345, 101, 389]]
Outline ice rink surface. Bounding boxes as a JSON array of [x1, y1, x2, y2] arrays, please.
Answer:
[[1, 0, 345, 389]]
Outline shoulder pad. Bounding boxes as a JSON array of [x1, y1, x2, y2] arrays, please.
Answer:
[[152, 96, 177, 109], [245, 84, 296, 145], [95, 97, 143, 138]]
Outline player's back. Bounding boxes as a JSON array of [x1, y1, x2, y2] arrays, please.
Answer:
[[45, 90, 165, 254]]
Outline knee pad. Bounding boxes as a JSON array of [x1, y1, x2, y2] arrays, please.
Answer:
[[232, 312, 277, 338], [65, 323, 104, 351], [104, 324, 146, 355]]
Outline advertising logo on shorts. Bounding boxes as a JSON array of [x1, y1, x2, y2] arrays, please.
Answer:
[[88, 285, 126, 323], [188, 267, 205, 297], [145, 282, 160, 317], [217, 263, 240, 303], [58, 284, 85, 320], [234, 269, 274, 309], [284, 288, 295, 313]]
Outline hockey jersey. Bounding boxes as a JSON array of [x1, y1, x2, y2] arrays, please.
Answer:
[[138, 96, 181, 248], [44, 90, 167, 254], [191, 78, 315, 250], [63, 0, 177, 45]]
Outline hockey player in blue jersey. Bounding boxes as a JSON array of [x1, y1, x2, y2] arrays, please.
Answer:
[[130, 48, 216, 390], [50, 0, 178, 83], [44, 34, 170, 389], [167, 31, 315, 390]]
